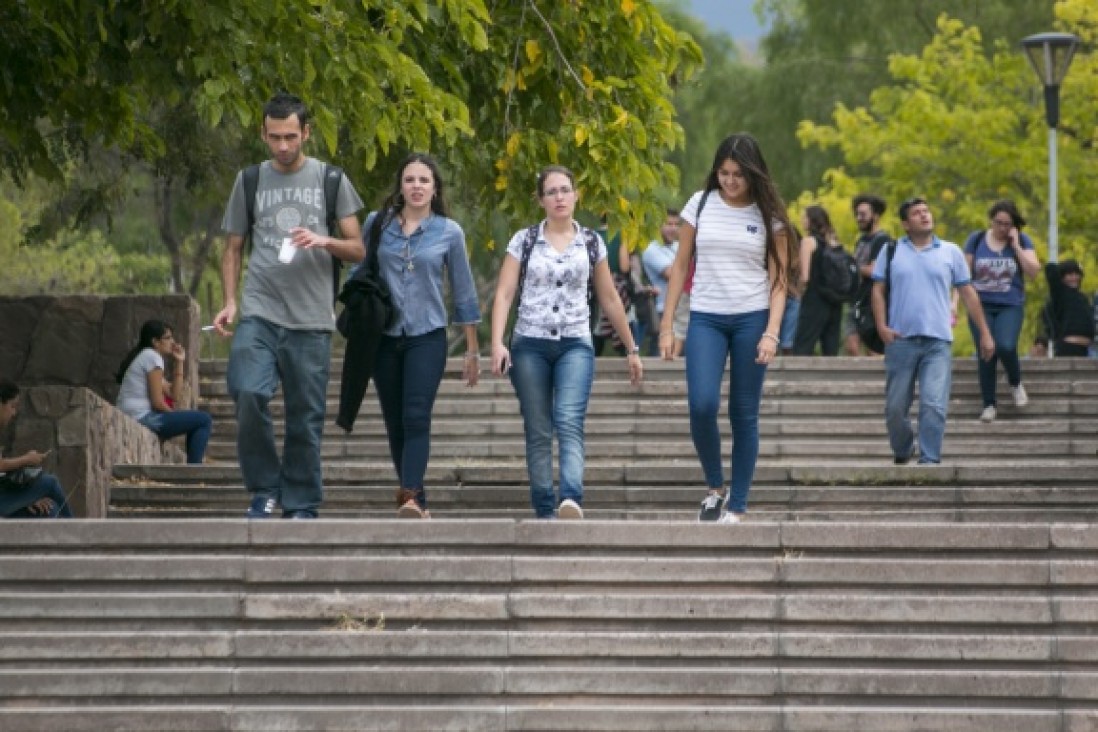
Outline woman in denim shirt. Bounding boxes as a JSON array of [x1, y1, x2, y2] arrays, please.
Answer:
[[366, 153, 481, 518], [490, 165, 643, 519]]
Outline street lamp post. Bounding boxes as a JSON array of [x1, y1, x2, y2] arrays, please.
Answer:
[[1021, 32, 1080, 264]]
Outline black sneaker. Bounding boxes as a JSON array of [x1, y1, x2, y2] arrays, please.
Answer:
[[698, 493, 724, 522], [246, 495, 276, 519], [283, 509, 318, 519]]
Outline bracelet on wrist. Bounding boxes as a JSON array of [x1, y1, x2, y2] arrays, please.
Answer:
[[464, 352, 480, 360], [761, 332, 780, 344]]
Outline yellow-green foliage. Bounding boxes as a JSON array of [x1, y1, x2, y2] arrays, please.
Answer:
[[796, 2, 1097, 355]]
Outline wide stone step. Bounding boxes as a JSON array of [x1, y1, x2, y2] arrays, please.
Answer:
[[200, 436, 1095, 461], [112, 461, 1098, 486], [3, 664, 1098, 701], [4, 704, 1095, 732], [6, 630, 1097, 664]]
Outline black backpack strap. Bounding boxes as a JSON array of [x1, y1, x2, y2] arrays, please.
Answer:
[[514, 224, 540, 314], [323, 164, 345, 304], [242, 164, 261, 253], [582, 226, 601, 307]]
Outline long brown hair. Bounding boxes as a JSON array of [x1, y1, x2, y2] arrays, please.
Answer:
[[703, 133, 798, 293]]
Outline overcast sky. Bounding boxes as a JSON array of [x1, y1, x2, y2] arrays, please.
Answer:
[[682, 0, 770, 42]]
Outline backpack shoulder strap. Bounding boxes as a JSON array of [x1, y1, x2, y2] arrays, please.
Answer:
[[514, 224, 540, 314], [322, 164, 345, 304], [242, 164, 261, 252], [963, 229, 984, 254], [694, 189, 712, 237], [582, 226, 601, 306]]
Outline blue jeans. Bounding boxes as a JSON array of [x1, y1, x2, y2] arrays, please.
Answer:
[[779, 296, 800, 351], [509, 334, 595, 518], [227, 317, 331, 513], [373, 329, 448, 508], [685, 309, 769, 514], [3, 473, 72, 518], [968, 302, 1023, 407], [140, 410, 213, 464], [884, 336, 953, 464]]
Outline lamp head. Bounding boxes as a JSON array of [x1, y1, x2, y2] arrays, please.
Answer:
[[1021, 32, 1080, 87]]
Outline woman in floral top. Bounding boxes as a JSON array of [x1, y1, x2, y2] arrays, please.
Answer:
[[491, 166, 643, 519]]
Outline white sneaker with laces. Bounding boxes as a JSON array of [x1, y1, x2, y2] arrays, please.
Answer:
[[717, 512, 741, 524], [558, 499, 584, 519], [1012, 384, 1029, 407], [979, 405, 997, 423]]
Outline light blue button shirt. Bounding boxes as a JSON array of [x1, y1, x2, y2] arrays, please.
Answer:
[[872, 235, 970, 342], [352, 211, 481, 337]]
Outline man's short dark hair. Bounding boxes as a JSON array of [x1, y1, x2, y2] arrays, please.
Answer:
[[852, 194, 886, 216], [666, 207, 680, 217], [0, 378, 19, 405], [263, 92, 309, 127], [898, 197, 927, 222]]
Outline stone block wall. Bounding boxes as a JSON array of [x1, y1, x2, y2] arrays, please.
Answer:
[[0, 295, 201, 407], [2, 386, 184, 518]]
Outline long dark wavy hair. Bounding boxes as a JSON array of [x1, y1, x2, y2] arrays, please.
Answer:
[[116, 319, 171, 384], [375, 153, 449, 229], [703, 133, 798, 293], [803, 204, 835, 242]]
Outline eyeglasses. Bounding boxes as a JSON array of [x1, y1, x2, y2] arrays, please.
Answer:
[[990, 218, 1014, 227], [542, 186, 574, 198]]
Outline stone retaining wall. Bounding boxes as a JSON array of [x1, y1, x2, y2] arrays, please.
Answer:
[[0, 295, 200, 407], [1, 387, 184, 518]]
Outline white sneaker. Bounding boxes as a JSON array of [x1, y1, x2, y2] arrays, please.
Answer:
[[979, 405, 997, 423], [1012, 384, 1029, 407], [558, 499, 584, 519], [717, 512, 742, 524]]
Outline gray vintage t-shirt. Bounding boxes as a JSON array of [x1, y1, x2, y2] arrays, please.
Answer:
[[222, 157, 364, 330]]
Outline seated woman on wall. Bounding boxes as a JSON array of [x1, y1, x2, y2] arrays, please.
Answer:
[[0, 379, 71, 518], [116, 319, 213, 464]]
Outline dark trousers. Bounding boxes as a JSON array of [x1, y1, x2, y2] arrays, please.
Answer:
[[792, 289, 842, 356], [373, 328, 448, 507]]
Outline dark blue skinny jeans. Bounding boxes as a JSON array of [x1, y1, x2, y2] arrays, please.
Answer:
[[684, 309, 769, 514], [373, 328, 448, 509]]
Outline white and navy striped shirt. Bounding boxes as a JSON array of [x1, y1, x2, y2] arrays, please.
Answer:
[[681, 190, 779, 315]]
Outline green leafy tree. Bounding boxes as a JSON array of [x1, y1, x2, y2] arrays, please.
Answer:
[[2, 0, 703, 293], [738, 0, 1057, 199], [796, 2, 1098, 354]]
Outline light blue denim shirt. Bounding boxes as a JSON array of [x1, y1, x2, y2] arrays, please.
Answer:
[[352, 211, 481, 337]]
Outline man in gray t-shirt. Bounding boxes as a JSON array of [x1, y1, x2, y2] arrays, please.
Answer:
[[216, 92, 364, 519]]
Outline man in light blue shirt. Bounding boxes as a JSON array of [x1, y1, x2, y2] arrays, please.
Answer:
[[871, 197, 994, 465]]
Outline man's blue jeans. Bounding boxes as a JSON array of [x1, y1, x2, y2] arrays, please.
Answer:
[[373, 328, 448, 508], [884, 336, 953, 464], [968, 302, 1023, 407], [685, 309, 769, 514], [509, 334, 595, 518], [140, 410, 213, 464], [227, 317, 330, 513]]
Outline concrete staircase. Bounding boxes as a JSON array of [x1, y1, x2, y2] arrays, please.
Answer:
[[3, 356, 1096, 730], [3, 519, 1098, 730], [110, 356, 1098, 522]]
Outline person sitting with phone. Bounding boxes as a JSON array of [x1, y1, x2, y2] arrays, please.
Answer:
[[0, 379, 71, 518]]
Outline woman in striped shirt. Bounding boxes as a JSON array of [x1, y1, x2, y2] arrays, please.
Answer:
[[658, 133, 798, 524]]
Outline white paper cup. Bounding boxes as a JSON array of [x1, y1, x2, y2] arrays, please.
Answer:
[[278, 237, 296, 263]]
